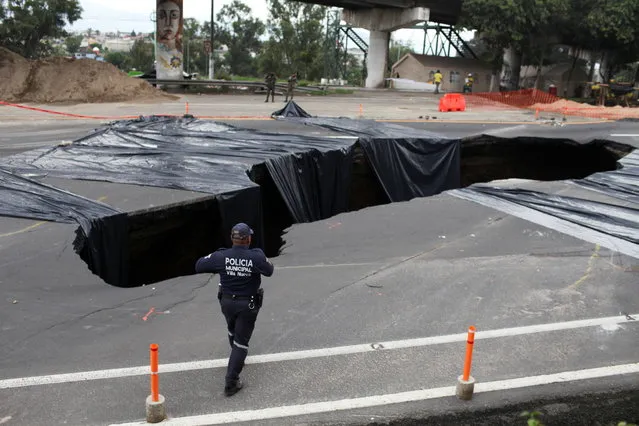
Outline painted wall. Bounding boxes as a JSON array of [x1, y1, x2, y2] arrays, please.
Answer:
[[156, 0, 184, 80]]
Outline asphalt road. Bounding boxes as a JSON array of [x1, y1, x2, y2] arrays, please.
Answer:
[[0, 118, 637, 425], [0, 120, 104, 156]]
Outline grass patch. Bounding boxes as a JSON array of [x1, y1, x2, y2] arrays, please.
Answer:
[[308, 88, 355, 96]]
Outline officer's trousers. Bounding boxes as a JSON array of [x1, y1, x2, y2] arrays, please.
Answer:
[[220, 297, 259, 385], [265, 87, 275, 102]]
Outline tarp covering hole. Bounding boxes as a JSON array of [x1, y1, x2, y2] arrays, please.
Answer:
[[0, 108, 636, 287]]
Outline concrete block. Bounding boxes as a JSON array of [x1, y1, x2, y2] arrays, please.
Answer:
[[456, 375, 475, 400], [145, 394, 166, 423]]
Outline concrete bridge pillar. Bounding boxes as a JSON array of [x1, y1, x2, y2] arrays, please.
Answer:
[[342, 7, 430, 88]]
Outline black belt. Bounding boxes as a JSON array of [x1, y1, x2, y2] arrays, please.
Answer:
[[221, 293, 255, 300]]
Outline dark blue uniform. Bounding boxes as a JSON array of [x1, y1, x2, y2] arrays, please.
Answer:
[[195, 243, 274, 391]]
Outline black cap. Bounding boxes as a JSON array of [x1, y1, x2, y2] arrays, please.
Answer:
[[231, 222, 253, 238]]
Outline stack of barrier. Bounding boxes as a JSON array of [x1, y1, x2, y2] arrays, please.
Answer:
[[464, 88, 639, 121], [438, 93, 466, 112]]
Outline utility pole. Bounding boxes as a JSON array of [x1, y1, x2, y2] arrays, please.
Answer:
[[150, 11, 156, 71], [209, 0, 215, 80]]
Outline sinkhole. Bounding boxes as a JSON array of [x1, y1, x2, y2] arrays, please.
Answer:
[[77, 136, 633, 288]]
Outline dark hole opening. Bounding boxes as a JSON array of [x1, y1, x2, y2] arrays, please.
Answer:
[[125, 197, 224, 287], [460, 137, 631, 187], [88, 137, 631, 287]]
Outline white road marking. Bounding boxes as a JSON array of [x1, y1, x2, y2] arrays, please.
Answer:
[[0, 417, 12, 425], [1, 314, 636, 390], [111, 362, 639, 425], [277, 262, 378, 269], [610, 134, 639, 137]]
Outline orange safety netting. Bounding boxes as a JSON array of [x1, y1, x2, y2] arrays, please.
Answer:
[[465, 88, 639, 121]]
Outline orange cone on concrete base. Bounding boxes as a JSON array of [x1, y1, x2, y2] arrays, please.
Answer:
[[456, 326, 476, 400], [146, 344, 166, 423]]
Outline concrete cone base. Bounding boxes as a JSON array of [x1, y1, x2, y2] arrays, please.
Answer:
[[145, 394, 166, 423], [456, 375, 475, 400]]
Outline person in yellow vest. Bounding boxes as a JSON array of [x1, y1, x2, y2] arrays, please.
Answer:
[[463, 73, 474, 93], [434, 69, 443, 94]]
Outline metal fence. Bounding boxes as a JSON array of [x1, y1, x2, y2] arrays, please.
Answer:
[[147, 79, 330, 93]]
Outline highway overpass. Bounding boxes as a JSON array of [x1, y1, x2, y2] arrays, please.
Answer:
[[283, 0, 464, 87]]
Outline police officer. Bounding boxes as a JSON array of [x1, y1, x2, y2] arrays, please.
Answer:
[[195, 223, 274, 396]]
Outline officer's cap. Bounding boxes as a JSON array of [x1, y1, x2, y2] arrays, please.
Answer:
[[231, 222, 254, 238]]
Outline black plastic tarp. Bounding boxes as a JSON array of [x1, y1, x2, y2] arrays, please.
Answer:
[[282, 116, 446, 138], [0, 167, 121, 224], [574, 150, 639, 204], [451, 184, 639, 259], [2, 108, 638, 287], [271, 101, 313, 118], [359, 137, 461, 202], [0, 116, 360, 285], [2, 117, 354, 196], [278, 116, 461, 201], [1, 117, 358, 232], [0, 167, 130, 286], [265, 148, 354, 223]]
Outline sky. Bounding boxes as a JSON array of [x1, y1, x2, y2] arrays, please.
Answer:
[[67, 0, 472, 50]]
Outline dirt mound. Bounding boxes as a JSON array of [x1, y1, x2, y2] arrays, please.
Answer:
[[0, 47, 31, 101], [530, 98, 639, 119], [0, 47, 172, 104], [530, 99, 598, 112]]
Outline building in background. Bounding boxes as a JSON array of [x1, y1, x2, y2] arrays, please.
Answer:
[[104, 39, 135, 53], [391, 53, 493, 92]]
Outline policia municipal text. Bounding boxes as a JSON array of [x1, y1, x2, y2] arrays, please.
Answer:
[[195, 223, 275, 396]]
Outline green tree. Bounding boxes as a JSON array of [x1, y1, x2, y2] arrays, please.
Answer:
[[457, 0, 524, 88], [216, 1, 264, 76], [459, 0, 639, 88], [0, 0, 83, 58], [105, 51, 130, 70], [261, 0, 327, 81], [128, 39, 154, 72], [65, 34, 82, 54], [182, 18, 202, 74], [581, 0, 639, 80], [343, 53, 364, 85], [459, 0, 571, 89]]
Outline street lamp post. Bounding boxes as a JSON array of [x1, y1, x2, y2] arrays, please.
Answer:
[[209, 0, 215, 79], [150, 11, 156, 71]]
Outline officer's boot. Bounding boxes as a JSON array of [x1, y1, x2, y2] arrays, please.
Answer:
[[224, 379, 243, 397]]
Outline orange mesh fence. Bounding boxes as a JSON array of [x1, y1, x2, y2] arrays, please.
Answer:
[[465, 88, 639, 121]]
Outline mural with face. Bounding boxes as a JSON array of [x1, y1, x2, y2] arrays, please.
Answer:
[[156, 0, 183, 79]]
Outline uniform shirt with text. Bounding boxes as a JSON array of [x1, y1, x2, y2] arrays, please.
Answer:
[[195, 246, 274, 296]]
